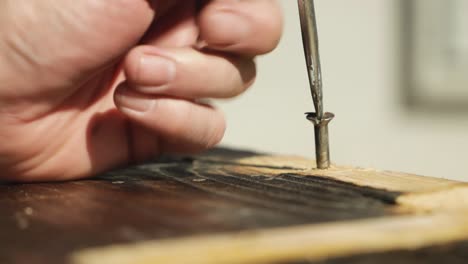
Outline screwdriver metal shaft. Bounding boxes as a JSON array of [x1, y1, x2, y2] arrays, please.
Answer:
[[297, 0, 334, 169]]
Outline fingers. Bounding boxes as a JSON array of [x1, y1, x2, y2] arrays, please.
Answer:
[[113, 0, 282, 156], [123, 45, 256, 99], [198, 0, 283, 55], [113, 86, 226, 153], [142, 0, 199, 48]]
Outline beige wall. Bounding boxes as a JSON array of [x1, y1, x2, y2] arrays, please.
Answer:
[[218, 0, 468, 181]]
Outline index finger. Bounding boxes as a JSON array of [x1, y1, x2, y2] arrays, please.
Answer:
[[198, 0, 283, 56]]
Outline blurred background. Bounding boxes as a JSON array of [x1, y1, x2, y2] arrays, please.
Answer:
[[218, 0, 468, 181]]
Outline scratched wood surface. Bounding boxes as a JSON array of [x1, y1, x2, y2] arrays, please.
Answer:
[[1, 148, 468, 264]]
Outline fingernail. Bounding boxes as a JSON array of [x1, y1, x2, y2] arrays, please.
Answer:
[[116, 85, 155, 113], [138, 53, 176, 89], [209, 9, 250, 45]]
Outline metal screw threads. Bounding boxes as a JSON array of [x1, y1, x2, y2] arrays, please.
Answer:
[[306, 112, 334, 169]]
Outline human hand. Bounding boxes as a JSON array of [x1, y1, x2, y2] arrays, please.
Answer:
[[0, 0, 282, 181]]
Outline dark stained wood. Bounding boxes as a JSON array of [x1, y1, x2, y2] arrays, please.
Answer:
[[0, 148, 401, 264]]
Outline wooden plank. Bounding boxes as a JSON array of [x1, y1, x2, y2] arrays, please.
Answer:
[[1, 148, 468, 264], [0, 162, 400, 263], [71, 213, 468, 264]]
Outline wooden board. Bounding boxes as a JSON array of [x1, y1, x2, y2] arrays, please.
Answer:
[[1, 148, 468, 264]]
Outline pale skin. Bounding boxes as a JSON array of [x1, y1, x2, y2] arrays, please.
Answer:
[[0, 0, 283, 182]]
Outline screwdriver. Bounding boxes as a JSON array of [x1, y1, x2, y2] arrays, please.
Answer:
[[297, 0, 334, 169]]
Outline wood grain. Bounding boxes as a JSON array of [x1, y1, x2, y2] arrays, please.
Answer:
[[196, 149, 461, 193], [1, 148, 468, 264], [72, 213, 468, 264]]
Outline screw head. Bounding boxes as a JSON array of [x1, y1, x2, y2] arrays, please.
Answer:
[[306, 112, 335, 126]]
